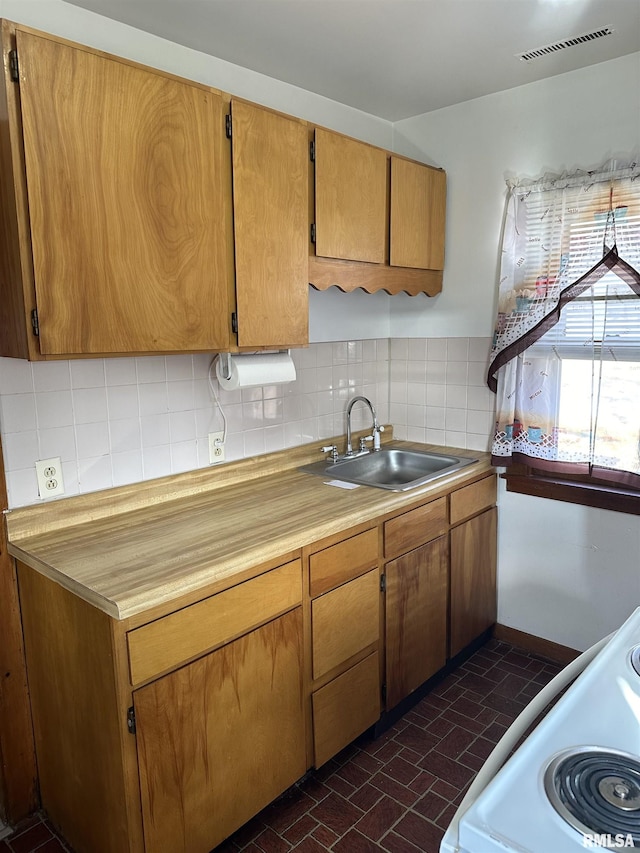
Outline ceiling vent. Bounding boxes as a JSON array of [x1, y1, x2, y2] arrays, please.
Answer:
[[518, 27, 614, 62]]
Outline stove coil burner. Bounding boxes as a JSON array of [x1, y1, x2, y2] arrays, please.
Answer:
[[545, 748, 640, 846], [630, 645, 640, 678]]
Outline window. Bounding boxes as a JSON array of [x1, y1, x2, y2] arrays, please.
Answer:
[[487, 162, 640, 514]]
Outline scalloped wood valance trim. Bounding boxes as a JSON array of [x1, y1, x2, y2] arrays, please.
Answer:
[[308, 256, 442, 297]]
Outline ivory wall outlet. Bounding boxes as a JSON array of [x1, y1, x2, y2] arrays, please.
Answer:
[[208, 432, 225, 464], [35, 457, 65, 498]]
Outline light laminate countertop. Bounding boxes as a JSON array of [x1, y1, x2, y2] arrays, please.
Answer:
[[5, 439, 493, 621]]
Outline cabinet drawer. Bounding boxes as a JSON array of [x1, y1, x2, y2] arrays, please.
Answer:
[[450, 475, 497, 526], [309, 528, 378, 598], [128, 559, 302, 685], [384, 497, 447, 559], [312, 651, 380, 767], [312, 569, 379, 680]]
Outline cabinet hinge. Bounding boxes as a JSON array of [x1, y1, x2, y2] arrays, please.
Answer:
[[126, 706, 136, 735], [381, 682, 387, 705], [309, 140, 315, 162], [225, 114, 232, 139], [380, 573, 386, 593], [9, 49, 19, 82], [231, 312, 238, 334], [30, 308, 39, 337], [310, 223, 316, 244]]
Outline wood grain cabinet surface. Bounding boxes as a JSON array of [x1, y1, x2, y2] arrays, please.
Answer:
[[309, 128, 447, 297], [14, 467, 497, 852], [0, 22, 309, 359]]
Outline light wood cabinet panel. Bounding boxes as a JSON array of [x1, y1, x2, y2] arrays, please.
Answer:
[[127, 559, 301, 685], [17, 565, 138, 853], [16, 29, 232, 355], [231, 101, 308, 348], [312, 652, 380, 767], [135, 608, 306, 853], [450, 475, 497, 525], [384, 497, 447, 560], [309, 528, 378, 598], [312, 568, 379, 680], [385, 536, 448, 709], [450, 507, 497, 657], [314, 128, 387, 264], [390, 157, 446, 270]]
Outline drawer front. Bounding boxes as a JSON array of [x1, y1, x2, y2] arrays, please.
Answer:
[[311, 568, 379, 680], [384, 497, 447, 559], [450, 475, 497, 526], [312, 651, 380, 767], [128, 559, 302, 685], [309, 528, 378, 598]]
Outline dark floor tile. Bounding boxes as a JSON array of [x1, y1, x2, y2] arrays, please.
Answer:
[[333, 829, 381, 853], [407, 770, 437, 795], [290, 838, 326, 853], [466, 736, 496, 760], [254, 828, 291, 853], [419, 750, 475, 789], [349, 782, 383, 812], [380, 830, 422, 852], [308, 791, 363, 836], [481, 690, 527, 718], [394, 811, 443, 853], [369, 771, 421, 807], [355, 795, 405, 842], [381, 755, 421, 786], [310, 825, 340, 849], [281, 814, 318, 846], [335, 760, 371, 789], [413, 790, 449, 822], [393, 723, 440, 755], [324, 773, 356, 799], [8, 823, 54, 853], [435, 724, 476, 759]]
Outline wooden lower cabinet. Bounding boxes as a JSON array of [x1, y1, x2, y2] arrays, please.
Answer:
[[385, 536, 448, 709], [134, 608, 306, 853], [450, 507, 498, 657], [312, 652, 380, 767]]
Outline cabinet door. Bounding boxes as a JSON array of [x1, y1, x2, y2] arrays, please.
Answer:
[[134, 609, 305, 853], [312, 569, 380, 680], [17, 30, 232, 355], [450, 507, 497, 657], [314, 128, 387, 263], [385, 536, 448, 709], [390, 157, 446, 270], [231, 101, 309, 347]]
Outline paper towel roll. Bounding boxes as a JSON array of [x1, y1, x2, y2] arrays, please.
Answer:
[[215, 352, 296, 390]]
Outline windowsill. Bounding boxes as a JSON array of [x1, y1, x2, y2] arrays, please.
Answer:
[[502, 470, 640, 516]]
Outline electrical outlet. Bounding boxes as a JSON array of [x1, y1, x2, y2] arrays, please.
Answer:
[[35, 457, 65, 498], [208, 432, 225, 464]]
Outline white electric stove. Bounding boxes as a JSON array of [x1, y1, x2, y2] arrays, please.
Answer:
[[441, 607, 640, 852]]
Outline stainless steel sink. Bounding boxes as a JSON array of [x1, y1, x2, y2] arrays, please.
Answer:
[[300, 448, 477, 491]]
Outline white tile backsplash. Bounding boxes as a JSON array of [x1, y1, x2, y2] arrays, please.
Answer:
[[0, 337, 496, 508]]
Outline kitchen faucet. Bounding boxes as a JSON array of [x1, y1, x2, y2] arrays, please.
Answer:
[[345, 395, 383, 456]]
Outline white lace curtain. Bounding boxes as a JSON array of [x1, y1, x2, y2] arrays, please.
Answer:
[[487, 161, 640, 487]]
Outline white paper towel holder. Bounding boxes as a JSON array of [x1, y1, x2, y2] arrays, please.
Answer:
[[215, 350, 296, 390], [216, 350, 292, 381]]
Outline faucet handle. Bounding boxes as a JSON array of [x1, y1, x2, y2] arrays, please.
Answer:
[[373, 424, 384, 450], [359, 435, 374, 452], [320, 444, 339, 462]]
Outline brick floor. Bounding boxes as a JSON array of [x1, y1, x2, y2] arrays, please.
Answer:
[[1, 639, 562, 853]]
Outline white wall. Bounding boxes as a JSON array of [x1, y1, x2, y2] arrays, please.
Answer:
[[394, 53, 640, 649]]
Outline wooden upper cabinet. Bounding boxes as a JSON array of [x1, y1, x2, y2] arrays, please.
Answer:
[[16, 28, 232, 355], [230, 101, 308, 348], [314, 128, 387, 264], [390, 157, 446, 271]]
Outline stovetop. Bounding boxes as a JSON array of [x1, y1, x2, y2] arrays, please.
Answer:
[[447, 608, 640, 852]]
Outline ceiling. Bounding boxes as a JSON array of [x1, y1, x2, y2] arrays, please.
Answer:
[[62, 0, 640, 121]]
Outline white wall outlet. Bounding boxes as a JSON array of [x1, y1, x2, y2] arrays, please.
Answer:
[[35, 457, 65, 498], [208, 432, 225, 464]]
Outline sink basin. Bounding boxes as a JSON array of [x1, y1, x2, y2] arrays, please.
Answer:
[[300, 448, 477, 491]]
